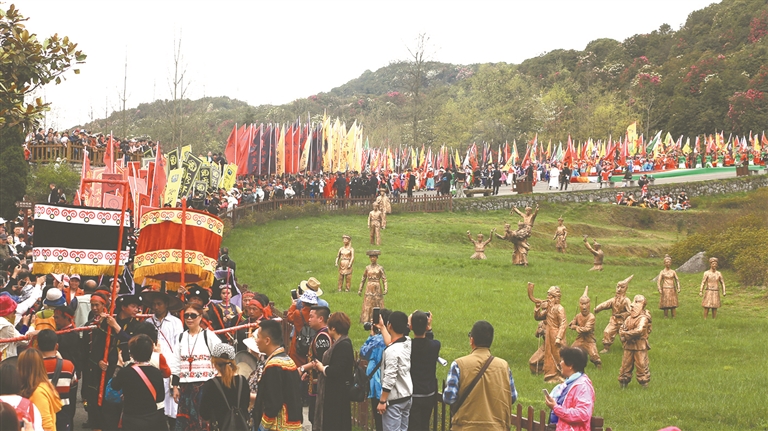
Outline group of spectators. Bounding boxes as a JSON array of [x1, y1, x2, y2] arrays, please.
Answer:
[[23, 128, 156, 164], [615, 176, 691, 210]]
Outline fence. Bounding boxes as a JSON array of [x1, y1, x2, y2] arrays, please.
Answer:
[[228, 194, 453, 226], [28, 143, 143, 166], [350, 378, 612, 431]]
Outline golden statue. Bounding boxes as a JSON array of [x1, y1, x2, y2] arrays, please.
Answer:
[[594, 275, 633, 353], [618, 294, 652, 388], [511, 203, 539, 228], [467, 229, 495, 260], [367, 202, 386, 245], [583, 235, 604, 271], [375, 187, 392, 214], [553, 217, 567, 253], [358, 250, 387, 323], [569, 286, 601, 369], [335, 235, 355, 292], [699, 257, 726, 319], [496, 222, 531, 266], [657, 254, 681, 318], [528, 282, 567, 383]]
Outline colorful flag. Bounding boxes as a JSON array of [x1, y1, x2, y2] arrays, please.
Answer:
[[150, 144, 167, 207]]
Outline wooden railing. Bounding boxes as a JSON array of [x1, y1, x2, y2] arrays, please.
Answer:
[[28, 143, 142, 166], [227, 194, 453, 225]]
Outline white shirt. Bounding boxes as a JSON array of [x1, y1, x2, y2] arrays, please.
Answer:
[[171, 328, 221, 383], [0, 395, 43, 431]]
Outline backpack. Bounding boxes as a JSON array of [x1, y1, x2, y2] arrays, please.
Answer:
[[295, 312, 316, 358], [349, 358, 380, 403], [211, 377, 249, 431]]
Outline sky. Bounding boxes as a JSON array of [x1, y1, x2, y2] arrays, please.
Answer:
[[13, 0, 718, 130]]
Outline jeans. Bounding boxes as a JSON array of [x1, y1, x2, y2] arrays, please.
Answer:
[[408, 394, 434, 431], [383, 398, 412, 431]]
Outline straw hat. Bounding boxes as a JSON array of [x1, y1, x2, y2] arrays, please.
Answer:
[[299, 277, 323, 296]]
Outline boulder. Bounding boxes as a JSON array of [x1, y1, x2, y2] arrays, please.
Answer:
[[676, 251, 708, 273]]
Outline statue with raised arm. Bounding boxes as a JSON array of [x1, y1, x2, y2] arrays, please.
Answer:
[[699, 257, 726, 319], [512, 203, 539, 229], [528, 282, 567, 383], [358, 250, 387, 323], [553, 216, 568, 253], [657, 254, 681, 318], [467, 229, 495, 260], [583, 235, 604, 271], [496, 222, 530, 266], [335, 235, 355, 292], [367, 202, 386, 245], [594, 274, 633, 354], [618, 294, 652, 388], [569, 286, 601, 369]]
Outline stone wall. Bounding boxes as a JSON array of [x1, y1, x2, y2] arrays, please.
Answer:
[[452, 174, 768, 212]]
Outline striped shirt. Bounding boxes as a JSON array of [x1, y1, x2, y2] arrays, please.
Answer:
[[43, 356, 78, 406]]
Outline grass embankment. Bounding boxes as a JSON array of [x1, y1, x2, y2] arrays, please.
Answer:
[[224, 196, 768, 431]]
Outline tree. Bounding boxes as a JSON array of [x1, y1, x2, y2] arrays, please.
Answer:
[[0, 4, 85, 218]]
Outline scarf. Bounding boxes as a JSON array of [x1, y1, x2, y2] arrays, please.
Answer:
[[549, 372, 584, 425]]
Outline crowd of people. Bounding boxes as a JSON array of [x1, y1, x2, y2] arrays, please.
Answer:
[[614, 176, 691, 210], [23, 128, 158, 164]]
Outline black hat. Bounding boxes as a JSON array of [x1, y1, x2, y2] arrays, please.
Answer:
[[141, 290, 184, 313], [115, 294, 142, 308], [185, 284, 210, 304], [211, 268, 241, 301]]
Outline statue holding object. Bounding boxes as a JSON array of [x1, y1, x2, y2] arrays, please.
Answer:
[[594, 274, 633, 354], [569, 286, 601, 369], [467, 229, 495, 260], [528, 282, 567, 383], [657, 254, 680, 317], [618, 294, 652, 388], [335, 235, 355, 292], [699, 257, 726, 319], [583, 235, 604, 271]]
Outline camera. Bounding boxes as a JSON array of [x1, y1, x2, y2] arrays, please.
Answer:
[[363, 322, 373, 331], [291, 289, 298, 300]]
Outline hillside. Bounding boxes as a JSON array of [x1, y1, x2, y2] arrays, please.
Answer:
[[78, 0, 768, 156]]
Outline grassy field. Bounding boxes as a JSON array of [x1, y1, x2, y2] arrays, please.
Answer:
[[223, 198, 768, 431]]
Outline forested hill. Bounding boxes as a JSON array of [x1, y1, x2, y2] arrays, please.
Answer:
[[79, 0, 768, 155]]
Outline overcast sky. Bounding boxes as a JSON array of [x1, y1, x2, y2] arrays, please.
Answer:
[[14, 0, 717, 130]]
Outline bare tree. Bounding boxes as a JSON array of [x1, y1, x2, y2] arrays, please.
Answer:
[[404, 33, 431, 147], [118, 52, 128, 137], [169, 35, 190, 147]]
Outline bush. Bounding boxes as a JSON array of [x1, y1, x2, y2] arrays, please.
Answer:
[[26, 163, 81, 204]]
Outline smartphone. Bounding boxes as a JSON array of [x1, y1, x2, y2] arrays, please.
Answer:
[[290, 289, 298, 300], [542, 389, 549, 397], [372, 307, 380, 324]]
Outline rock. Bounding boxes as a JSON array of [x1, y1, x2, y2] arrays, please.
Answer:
[[676, 251, 708, 273]]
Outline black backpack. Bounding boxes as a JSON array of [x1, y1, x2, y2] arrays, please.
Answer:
[[349, 358, 380, 403], [211, 377, 249, 431], [295, 313, 317, 357]]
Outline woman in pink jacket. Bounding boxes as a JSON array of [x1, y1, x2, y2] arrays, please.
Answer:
[[544, 346, 595, 431]]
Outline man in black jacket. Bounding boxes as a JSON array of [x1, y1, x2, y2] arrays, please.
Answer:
[[407, 170, 416, 198], [409, 311, 441, 431], [491, 165, 502, 195], [335, 172, 348, 207]]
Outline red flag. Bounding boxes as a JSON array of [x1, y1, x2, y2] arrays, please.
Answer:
[[521, 145, 532, 170], [469, 144, 478, 170], [284, 124, 294, 175], [104, 134, 115, 174], [236, 124, 252, 175], [151, 144, 167, 207], [78, 148, 92, 205], [224, 124, 238, 164]]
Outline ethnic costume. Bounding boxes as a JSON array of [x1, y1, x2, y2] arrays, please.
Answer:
[[171, 328, 221, 431], [358, 252, 387, 323], [252, 346, 303, 430]]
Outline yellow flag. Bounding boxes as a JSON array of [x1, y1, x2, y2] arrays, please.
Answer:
[[180, 145, 192, 163], [627, 122, 638, 145], [163, 168, 183, 206], [344, 121, 357, 171], [455, 149, 461, 168], [682, 138, 691, 155], [275, 125, 285, 175], [219, 163, 238, 191], [299, 127, 312, 172], [411, 148, 418, 169], [754, 134, 760, 151], [323, 116, 332, 172]]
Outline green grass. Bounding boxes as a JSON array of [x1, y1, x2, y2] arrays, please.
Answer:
[[223, 202, 768, 431]]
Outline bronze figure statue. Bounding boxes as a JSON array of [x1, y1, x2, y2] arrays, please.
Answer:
[[618, 294, 652, 388], [335, 235, 355, 292], [511, 203, 539, 229], [569, 286, 601, 369], [553, 216, 568, 253], [528, 282, 567, 383], [358, 250, 387, 323], [583, 235, 604, 271], [594, 274, 633, 354], [657, 255, 681, 317], [367, 202, 386, 245], [496, 222, 531, 266], [467, 229, 495, 260], [699, 257, 726, 319], [375, 187, 392, 214]]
